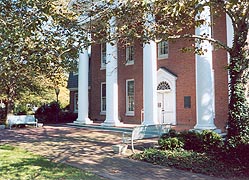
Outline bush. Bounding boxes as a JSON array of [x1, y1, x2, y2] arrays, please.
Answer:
[[131, 147, 248, 178], [225, 137, 249, 167], [158, 137, 184, 150], [201, 130, 223, 153], [178, 131, 203, 152], [35, 101, 60, 123], [58, 111, 77, 123], [159, 130, 223, 153], [0, 107, 6, 122], [161, 129, 178, 139]]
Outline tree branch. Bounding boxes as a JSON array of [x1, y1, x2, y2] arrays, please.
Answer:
[[168, 34, 231, 52]]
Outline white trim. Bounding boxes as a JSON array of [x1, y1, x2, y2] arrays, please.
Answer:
[[100, 82, 106, 114], [125, 61, 134, 66], [157, 68, 177, 125], [126, 79, 135, 116], [100, 111, 106, 115], [226, 13, 233, 101], [125, 112, 135, 116]]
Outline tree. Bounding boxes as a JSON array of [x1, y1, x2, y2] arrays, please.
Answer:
[[0, 0, 86, 119], [72, 0, 249, 141]]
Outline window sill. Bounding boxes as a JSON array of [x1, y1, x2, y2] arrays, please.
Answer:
[[158, 55, 168, 60], [100, 66, 106, 70], [125, 112, 134, 116], [125, 61, 134, 66], [100, 111, 106, 115]]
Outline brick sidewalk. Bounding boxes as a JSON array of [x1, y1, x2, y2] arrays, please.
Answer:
[[0, 125, 223, 180]]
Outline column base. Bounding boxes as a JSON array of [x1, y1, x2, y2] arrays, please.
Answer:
[[194, 124, 221, 133], [142, 121, 160, 126], [194, 123, 216, 130], [101, 121, 123, 127], [192, 128, 222, 134], [74, 118, 93, 125]]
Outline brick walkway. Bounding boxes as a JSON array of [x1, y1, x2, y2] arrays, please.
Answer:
[[0, 125, 224, 180]]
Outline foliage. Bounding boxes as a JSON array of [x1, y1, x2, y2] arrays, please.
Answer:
[[72, 0, 249, 144], [132, 147, 248, 178], [0, 0, 86, 118], [136, 129, 248, 177], [0, 107, 6, 122], [159, 130, 223, 153], [225, 138, 249, 167], [0, 144, 102, 180], [58, 111, 78, 123], [35, 101, 61, 123], [158, 137, 184, 150], [13, 84, 69, 115], [201, 130, 223, 153], [35, 101, 77, 124], [14, 104, 33, 115]]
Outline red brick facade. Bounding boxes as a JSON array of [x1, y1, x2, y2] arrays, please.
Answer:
[[69, 14, 229, 131]]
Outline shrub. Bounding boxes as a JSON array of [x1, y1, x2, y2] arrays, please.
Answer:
[[179, 131, 203, 152], [35, 101, 60, 123], [135, 148, 168, 164], [225, 137, 249, 167], [161, 129, 178, 139], [0, 107, 6, 121], [158, 137, 184, 150], [160, 130, 224, 154], [201, 130, 223, 153], [58, 111, 77, 123]]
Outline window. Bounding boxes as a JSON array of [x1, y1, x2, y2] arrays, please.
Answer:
[[184, 96, 191, 108], [101, 82, 106, 114], [126, 80, 135, 116], [101, 43, 106, 69], [126, 45, 134, 65], [157, 81, 171, 91], [158, 41, 169, 59], [74, 93, 78, 112]]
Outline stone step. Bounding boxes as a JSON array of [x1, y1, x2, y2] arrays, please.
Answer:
[[66, 123, 133, 133]]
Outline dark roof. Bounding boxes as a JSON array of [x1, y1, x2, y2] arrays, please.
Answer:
[[67, 72, 78, 89], [159, 67, 178, 77]]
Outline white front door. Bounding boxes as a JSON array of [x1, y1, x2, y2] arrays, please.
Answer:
[[157, 92, 174, 124]]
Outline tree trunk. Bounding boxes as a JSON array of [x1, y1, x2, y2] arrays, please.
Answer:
[[227, 68, 249, 139], [227, 24, 249, 141]]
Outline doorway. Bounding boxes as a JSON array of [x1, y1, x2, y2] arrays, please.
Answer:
[[157, 68, 177, 125], [157, 91, 174, 124]]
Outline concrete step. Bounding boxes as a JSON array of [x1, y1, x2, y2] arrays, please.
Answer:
[[66, 123, 133, 133]]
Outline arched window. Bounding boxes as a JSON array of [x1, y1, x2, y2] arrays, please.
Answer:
[[157, 81, 171, 90]]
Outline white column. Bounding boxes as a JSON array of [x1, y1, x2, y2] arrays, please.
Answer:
[[143, 41, 158, 125], [194, 4, 216, 130], [102, 17, 120, 126], [74, 48, 92, 124]]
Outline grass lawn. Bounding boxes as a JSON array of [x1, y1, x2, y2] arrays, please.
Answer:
[[0, 145, 103, 180]]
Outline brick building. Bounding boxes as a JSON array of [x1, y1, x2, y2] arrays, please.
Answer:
[[67, 10, 233, 132]]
